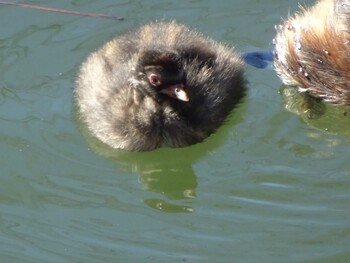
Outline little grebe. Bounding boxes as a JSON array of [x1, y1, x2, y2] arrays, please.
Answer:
[[75, 22, 246, 151]]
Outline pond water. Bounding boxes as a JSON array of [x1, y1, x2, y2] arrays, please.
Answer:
[[1, 0, 350, 262]]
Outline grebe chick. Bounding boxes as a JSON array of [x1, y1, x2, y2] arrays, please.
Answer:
[[75, 21, 246, 151]]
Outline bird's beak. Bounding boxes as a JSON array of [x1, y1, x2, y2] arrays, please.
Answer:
[[160, 83, 189, 102]]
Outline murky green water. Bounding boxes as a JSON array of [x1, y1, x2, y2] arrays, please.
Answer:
[[1, 0, 350, 262]]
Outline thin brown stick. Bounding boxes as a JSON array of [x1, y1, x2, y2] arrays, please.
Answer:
[[0, 1, 124, 20]]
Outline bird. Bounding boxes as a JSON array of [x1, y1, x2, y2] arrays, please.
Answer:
[[273, 0, 350, 105], [74, 21, 246, 151]]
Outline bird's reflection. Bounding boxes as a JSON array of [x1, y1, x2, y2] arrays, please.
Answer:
[[103, 147, 200, 213], [280, 85, 350, 137], [76, 101, 245, 213]]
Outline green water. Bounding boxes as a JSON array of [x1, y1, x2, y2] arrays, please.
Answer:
[[1, 0, 350, 262]]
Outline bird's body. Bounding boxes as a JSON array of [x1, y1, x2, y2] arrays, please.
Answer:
[[75, 22, 246, 151], [274, 0, 350, 105]]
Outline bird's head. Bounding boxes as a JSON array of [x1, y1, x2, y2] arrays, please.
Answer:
[[138, 50, 189, 102]]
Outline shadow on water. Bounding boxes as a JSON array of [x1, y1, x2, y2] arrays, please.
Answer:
[[280, 85, 350, 137], [74, 99, 247, 213]]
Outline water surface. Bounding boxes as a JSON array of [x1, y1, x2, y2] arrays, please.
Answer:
[[1, 0, 350, 262]]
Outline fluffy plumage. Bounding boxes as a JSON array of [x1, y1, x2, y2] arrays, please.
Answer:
[[274, 0, 350, 105], [75, 21, 246, 151]]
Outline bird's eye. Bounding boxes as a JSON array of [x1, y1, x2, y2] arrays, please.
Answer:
[[148, 73, 161, 86]]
